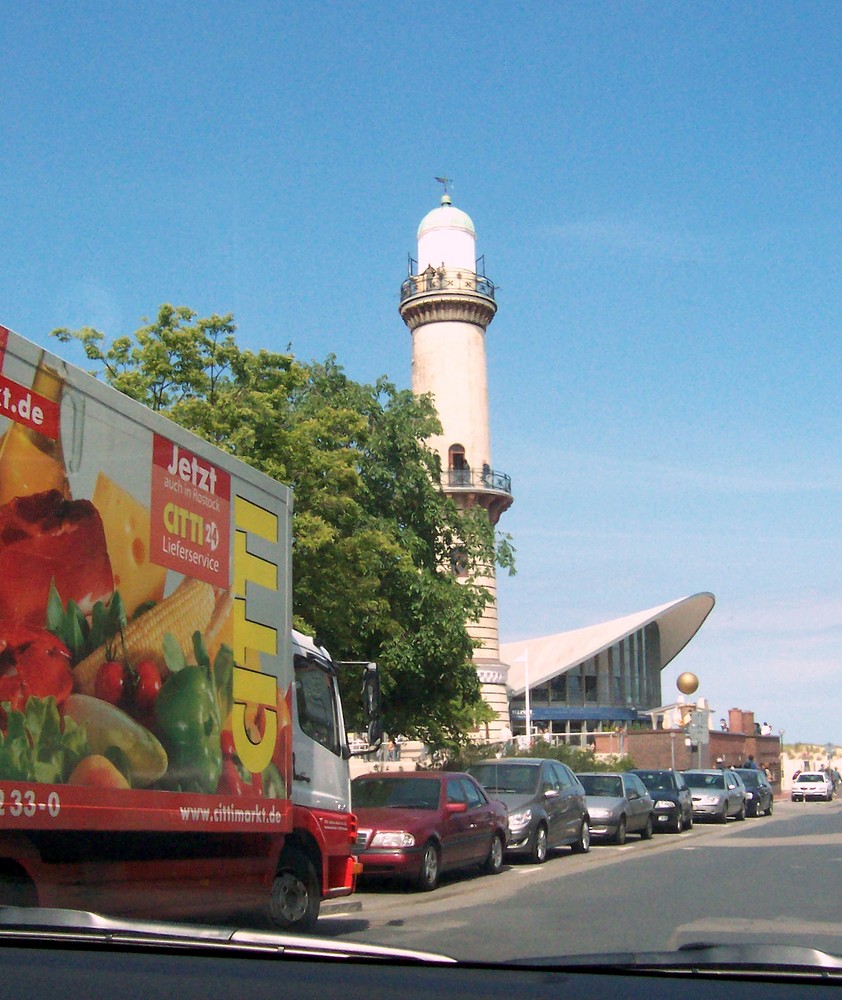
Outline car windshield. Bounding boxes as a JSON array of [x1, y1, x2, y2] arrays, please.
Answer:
[[737, 771, 760, 787], [684, 772, 725, 789], [578, 774, 623, 797], [635, 772, 673, 791], [3, 2, 838, 983], [352, 777, 441, 810], [468, 763, 539, 794]]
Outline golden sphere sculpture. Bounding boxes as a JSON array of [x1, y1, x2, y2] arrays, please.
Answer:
[[677, 672, 699, 696]]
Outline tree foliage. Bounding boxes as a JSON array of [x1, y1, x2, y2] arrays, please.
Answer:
[[54, 305, 512, 748]]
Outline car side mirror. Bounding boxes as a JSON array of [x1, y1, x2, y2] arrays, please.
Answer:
[[445, 801, 467, 814], [544, 788, 559, 799]]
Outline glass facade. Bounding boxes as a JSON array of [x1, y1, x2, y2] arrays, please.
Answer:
[[510, 622, 662, 746]]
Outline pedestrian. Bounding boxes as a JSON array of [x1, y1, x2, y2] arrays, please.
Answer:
[[499, 722, 513, 755], [745, 754, 758, 770], [719, 718, 728, 732], [393, 735, 402, 761]]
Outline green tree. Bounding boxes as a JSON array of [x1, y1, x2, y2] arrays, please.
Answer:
[[54, 305, 512, 749]]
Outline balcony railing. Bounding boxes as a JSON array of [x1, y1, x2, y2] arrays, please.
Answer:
[[400, 267, 496, 303], [443, 467, 512, 494]]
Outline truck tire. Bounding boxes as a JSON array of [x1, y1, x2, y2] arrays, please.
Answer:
[[269, 851, 320, 932], [0, 868, 37, 907]]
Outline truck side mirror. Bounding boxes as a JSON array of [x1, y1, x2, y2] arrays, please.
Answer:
[[362, 663, 383, 747]]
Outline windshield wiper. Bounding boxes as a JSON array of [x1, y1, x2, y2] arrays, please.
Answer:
[[0, 907, 454, 965]]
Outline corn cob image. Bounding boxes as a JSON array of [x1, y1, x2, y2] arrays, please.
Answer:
[[73, 577, 216, 695]]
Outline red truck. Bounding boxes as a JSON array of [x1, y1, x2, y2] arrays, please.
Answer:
[[0, 323, 380, 931]]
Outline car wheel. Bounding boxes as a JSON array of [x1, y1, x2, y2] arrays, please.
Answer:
[[416, 840, 440, 891], [717, 806, 728, 823], [269, 851, 320, 932], [686, 812, 693, 830], [613, 816, 627, 845], [766, 799, 774, 816], [484, 833, 505, 875], [571, 819, 590, 853], [672, 813, 684, 834], [735, 802, 746, 821], [529, 824, 548, 864], [641, 815, 654, 840]]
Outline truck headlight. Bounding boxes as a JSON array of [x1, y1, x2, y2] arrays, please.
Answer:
[[508, 808, 533, 829], [369, 831, 415, 848]]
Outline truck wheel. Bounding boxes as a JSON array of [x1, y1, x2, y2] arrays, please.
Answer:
[[416, 840, 440, 891], [0, 869, 37, 907], [269, 851, 320, 932]]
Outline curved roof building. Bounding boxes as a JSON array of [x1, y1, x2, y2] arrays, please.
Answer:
[[500, 593, 715, 736]]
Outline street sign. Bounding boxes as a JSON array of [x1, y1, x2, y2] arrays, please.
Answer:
[[687, 709, 710, 745]]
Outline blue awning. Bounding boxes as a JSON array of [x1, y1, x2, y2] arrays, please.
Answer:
[[510, 706, 641, 723]]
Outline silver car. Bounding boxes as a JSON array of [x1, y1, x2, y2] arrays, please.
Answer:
[[467, 758, 591, 863], [576, 772, 654, 844], [683, 768, 747, 822]]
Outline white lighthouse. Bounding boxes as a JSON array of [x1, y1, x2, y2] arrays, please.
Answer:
[[399, 188, 513, 734]]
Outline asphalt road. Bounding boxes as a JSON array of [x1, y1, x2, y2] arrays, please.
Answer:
[[318, 798, 842, 962]]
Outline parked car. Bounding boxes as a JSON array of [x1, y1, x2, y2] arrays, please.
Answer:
[[631, 768, 694, 833], [467, 758, 591, 863], [791, 771, 834, 802], [351, 771, 508, 891], [734, 768, 774, 815], [576, 772, 654, 844], [683, 768, 747, 822]]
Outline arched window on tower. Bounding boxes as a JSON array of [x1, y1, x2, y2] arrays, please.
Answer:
[[449, 444, 470, 486]]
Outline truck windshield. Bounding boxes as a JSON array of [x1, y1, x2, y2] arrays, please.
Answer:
[[294, 655, 340, 756]]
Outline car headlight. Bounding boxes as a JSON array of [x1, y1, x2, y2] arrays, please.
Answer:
[[508, 808, 533, 828], [588, 808, 610, 819], [654, 800, 675, 810], [700, 795, 719, 805], [369, 831, 416, 848]]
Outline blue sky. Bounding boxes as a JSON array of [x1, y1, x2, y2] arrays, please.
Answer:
[[4, 2, 841, 743]]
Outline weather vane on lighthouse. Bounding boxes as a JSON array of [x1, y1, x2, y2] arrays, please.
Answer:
[[435, 175, 452, 195]]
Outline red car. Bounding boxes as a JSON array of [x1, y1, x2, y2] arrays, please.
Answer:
[[351, 770, 508, 891]]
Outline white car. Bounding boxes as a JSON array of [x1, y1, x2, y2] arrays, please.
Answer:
[[791, 772, 834, 802]]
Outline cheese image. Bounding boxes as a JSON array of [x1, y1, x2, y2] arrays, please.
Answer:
[[93, 471, 167, 617]]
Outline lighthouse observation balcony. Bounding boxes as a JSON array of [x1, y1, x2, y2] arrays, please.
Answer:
[[444, 467, 511, 494], [399, 265, 498, 331], [442, 466, 513, 524], [400, 266, 496, 304]]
